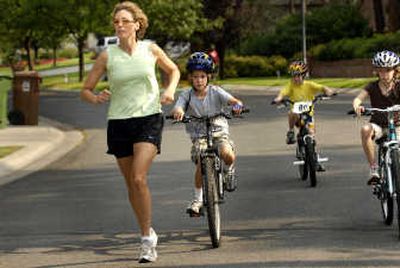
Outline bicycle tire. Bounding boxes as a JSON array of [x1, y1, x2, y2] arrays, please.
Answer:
[[297, 144, 308, 181], [390, 149, 400, 234], [305, 136, 317, 187], [203, 157, 221, 248], [380, 161, 394, 225]]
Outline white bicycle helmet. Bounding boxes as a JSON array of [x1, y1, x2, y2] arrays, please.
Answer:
[[372, 50, 400, 68]]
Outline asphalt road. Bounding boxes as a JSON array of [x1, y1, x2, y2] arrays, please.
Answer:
[[2, 89, 400, 268]]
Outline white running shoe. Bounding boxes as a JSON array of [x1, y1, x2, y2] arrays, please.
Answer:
[[367, 165, 380, 185], [138, 227, 158, 263], [224, 165, 237, 192], [186, 199, 203, 214]]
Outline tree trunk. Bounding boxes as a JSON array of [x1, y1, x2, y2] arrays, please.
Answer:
[[289, 0, 295, 14], [386, 0, 400, 31], [52, 46, 57, 67], [216, 41, 225, 80], [373, 0, 385, 32], [32, 41, 39, 65], [77, 37, 85, 82], [24, 37, 33, 71]]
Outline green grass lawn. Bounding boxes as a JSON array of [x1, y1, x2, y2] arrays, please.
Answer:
[[217, 76, 375, 89], [40, 75, 376, 92], [0, 146, 23, 159], [0, 53, 94, 75]]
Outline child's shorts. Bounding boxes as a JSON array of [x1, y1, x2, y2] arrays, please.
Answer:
[[190, 135, 235, 164]]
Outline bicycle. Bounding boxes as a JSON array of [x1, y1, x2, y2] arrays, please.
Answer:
[[349, 105, 400, 237], [166, 109, 248, 248], [272, 94, 333, 187]]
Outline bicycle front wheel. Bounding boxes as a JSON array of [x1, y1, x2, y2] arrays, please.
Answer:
[[297, 144, 308, 181], [203, 157, 221, 248], [390, 149, 400, 235], [305, 136, 317, 187], [380, 163, 393, 225]]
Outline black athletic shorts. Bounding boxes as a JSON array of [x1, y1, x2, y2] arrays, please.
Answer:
[[106, 113, 164, 158]]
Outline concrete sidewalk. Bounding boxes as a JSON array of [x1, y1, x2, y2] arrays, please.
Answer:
[[0, 117, 84, 187]]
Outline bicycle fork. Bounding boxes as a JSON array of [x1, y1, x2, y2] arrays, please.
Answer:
[[375, 145, 397, 199], [293, 135, 315, 166]]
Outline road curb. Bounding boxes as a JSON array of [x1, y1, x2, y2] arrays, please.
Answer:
[[0, 118, 84, 187]]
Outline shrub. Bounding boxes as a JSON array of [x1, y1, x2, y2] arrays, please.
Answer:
[[309, 32, 400, 61], [224, 55, 287, 78], [57, 47, 78, 58], [239, 3, 370, 58]]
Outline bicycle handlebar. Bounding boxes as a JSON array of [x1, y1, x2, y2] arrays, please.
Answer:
[[271, 93, 336, 108], [166, 108, 250, 123], [347, 104, 400, 116]]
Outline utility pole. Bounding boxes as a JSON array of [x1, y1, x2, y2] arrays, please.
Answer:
[[302, 0, 307, 65]]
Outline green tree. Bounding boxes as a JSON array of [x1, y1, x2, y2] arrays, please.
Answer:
[[137, 0, 211, 47], [240, 3, 370, 58], [44, 0, 114, 81], [0, 0, 44, 71], [201, 0, 243, 79]]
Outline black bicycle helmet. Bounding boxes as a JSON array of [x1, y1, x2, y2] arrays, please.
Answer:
[[186, 52, 214, 74]]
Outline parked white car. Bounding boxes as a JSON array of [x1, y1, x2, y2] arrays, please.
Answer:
[[94, 36, 119, 57]]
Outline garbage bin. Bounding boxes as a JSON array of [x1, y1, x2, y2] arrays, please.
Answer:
[[10, 71, 41, 125], [0, 75, 12, 129]]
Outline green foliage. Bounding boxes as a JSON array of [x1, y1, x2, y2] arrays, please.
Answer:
[[224, 55, 288, 78], [309, 32, 400, 61], [136, 0, 215, 45], [239, 3, 370, 58], [306, 4, 371, 44], [57, 48, 79, 59]]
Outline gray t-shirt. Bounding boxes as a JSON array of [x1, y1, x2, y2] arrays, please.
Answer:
[[174, 85, 233, 140]]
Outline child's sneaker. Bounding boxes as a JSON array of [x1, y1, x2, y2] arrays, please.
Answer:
[[138, 228, 158, 263], [286, 130, 296, 144], [186, 199, 203, 215], [224, 165, 237, 192]]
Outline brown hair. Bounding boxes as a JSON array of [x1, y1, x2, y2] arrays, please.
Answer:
[[112, 1, 148, 39]]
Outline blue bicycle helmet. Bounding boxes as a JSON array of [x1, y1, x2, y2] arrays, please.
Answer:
[[186, 52, 214, 73]]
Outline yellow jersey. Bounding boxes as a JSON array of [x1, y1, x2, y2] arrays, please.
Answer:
[[280, 80, 325, 102]]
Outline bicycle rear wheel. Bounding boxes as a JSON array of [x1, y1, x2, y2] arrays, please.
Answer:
[[380, 162, 394, 225], [305, 136, 317, 187], [390, 149, 400, 235], [203, 157, 221, 248]]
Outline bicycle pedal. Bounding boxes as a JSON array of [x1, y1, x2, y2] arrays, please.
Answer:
[[293, 160, 305, 165]]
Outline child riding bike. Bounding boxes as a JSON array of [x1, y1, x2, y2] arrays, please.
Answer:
[[170, 52, 244, 215], [273, 60, 334, 171], [352, 50, 400, 185]]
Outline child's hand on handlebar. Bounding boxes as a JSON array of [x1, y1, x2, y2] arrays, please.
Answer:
[[232, 103, 243, 115], [171, 108, 185, 121], [354, 105, 365, 116], [272, 96, 282, 105]]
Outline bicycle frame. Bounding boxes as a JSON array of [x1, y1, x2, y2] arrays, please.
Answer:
[[355, 105, 400, 234], [274, 94, 331, 187], [367, 106, 400, 199], [166, 110, 248, 248], [199, 116, 225, 202]]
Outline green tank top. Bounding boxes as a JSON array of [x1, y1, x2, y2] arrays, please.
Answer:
[[106, 40, 161, 119]]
